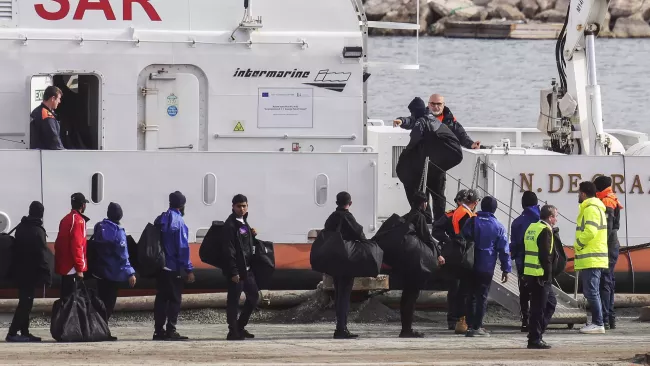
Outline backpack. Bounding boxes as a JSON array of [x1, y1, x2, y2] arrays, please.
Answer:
[[198, 221, 227, 269], [136, 222, 165, 278], [0, 226, 18, 280]]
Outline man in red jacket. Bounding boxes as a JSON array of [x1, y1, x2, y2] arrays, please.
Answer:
[[54, 192, 90, 299]]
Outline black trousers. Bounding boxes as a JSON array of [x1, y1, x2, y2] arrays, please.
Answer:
[[60, 275, 78, 299], [446, 270, 470, 324], [154, 271, 183, 333], [96, 279, 119, 321], [226, 271, 260, 332], [333, 276, 354, 331], [526, 277, 557, 342], [404, 172, 446, 223], [466, 271, 493, 330], [400, 287, 421, 331], [518, 273, 531, 324], [8, 286, 36, 336]]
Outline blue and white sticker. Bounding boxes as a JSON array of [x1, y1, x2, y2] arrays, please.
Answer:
[[167, 105, 178, 117]]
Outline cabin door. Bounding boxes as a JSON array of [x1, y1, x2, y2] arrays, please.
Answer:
[[142, 70, 200, 151]]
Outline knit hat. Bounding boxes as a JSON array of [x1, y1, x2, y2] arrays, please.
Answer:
[[407, 97, 427, 118], [594, 175, 612, 192], [107, 202, 123, 222], [481, 196, 498, 214], [521, 191, 538, 208], [28, 201, 44, 219], [169, 191, 186, 209]]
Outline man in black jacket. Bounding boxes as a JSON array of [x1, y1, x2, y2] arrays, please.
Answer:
[[394, 97, 463, 223], [6, 201, 51, 342], [30, 86, 65, 150], [427, 94, 480, 150], [223, 194, 260, 341], [399, 191, 445, 338], [323, 191, 365, 339]]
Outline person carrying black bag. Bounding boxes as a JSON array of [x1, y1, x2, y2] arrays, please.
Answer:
[[398, 192, 445, 338], [6, 201, 51, 342], [223, 194, 260, 341], [322, 191, 365, 339]]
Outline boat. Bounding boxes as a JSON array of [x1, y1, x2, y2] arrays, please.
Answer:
[[1, 0, 649, 298]]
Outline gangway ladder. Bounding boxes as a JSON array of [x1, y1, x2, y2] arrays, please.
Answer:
[[490, 263, 587, 328]]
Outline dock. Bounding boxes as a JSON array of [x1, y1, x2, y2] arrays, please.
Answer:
[[444, 20, 563, 40]]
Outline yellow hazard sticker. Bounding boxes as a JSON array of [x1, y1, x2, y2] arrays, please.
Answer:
[[234, 121, 245, 132]]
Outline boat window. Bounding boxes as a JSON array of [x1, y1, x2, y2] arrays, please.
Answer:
[[315, 174, 329, 206], [203, 173, 217, 205], [91, 172, 104, 204]]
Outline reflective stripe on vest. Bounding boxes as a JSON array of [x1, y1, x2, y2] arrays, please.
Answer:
[[574, 199, 609, 270], [523, 221, 553, 277], [452, 205, 475, 234]]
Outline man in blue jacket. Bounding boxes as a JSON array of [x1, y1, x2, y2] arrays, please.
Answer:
[[153, 191, 195, 341], [462, 196, 511, 337], [89, 202, 136, 333], [509, 191, 540, 332]]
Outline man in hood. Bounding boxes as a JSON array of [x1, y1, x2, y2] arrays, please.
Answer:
[[509, 191, 541, 332], [6, 201, 51, 342], [593, 175, 623, 329]]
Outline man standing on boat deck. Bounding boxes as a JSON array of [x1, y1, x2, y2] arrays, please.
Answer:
[[425, 94, 481, 150], [574, 181, 609, 334], [593, 176, 622, 330], [30, 86, 65, 150], [54, 193, 90, 299]]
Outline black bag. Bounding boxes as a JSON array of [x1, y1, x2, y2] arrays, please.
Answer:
[[552, 228, 567, 278], [441, 218, 475, 271], [50, 281, 112, 342], [137, 223, 165, 278], [198, 221, 227, 269], [126, 235, 139, 272], [252, 239, 275, 289], [310, 220, 383, 278], [372, 214, 437, 280], [0, 226, 18, 281]]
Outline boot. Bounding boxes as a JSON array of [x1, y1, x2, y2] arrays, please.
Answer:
[[455, 316, 468, 334], [609, 316, 616, 330]]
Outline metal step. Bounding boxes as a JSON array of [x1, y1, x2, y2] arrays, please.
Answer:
[[490, 263, 587, 326]]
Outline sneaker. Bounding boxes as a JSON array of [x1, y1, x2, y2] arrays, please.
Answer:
[[240, 329, 254, 339], [166, 331, 189, 341], [21, 333, 42, 342], [604, 323, 610, 330], [455, 316, 468, 334], [333, 329, 358, 339], [227, 331, 245, 341], [579, 324, 606, 334], [107, 336, 118, 341], [5, 334, 31, 343], [152, 332, 168, 341], [527, 340, 551, 349], [465, 329, 476, 337], [399, 329, 424, 338]]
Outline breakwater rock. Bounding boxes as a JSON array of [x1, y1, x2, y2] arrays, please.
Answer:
[[363, 0, 650, 37]]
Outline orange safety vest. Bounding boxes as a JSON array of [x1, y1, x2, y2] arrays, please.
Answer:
[[451, 205, 475, 234]]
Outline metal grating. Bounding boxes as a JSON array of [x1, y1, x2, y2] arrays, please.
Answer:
[[392, 145, 406, 177], [0, 0, 12, 21]]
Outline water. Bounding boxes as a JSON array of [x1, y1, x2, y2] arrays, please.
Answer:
[[367, 37, 650, 135]]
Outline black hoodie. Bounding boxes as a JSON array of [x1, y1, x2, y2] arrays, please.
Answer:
[[11, 216, 52, 286]]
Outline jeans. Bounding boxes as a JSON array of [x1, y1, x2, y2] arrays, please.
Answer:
[[8, 286, 36, 336], [600, 249, 619, 322], [526, 277, 557, 342], [580, 268, 604, 326], [226, 271, 260, 332], [154, 271, 183, 333], [333, 276, 354, 331], [466, 271, 493, 330]]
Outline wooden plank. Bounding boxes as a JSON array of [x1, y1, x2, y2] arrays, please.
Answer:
[[443, 20, 563, 40]]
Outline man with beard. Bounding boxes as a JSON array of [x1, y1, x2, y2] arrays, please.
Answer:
[[393, 97, 463, 222], [427, 94, 481, 150]]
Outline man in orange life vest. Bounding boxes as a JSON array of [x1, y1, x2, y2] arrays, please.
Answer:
[[432, 189, 480, 332], [593, 176, 623, 330], [30, 85, 65, 150], [427, 94, 481, 150]]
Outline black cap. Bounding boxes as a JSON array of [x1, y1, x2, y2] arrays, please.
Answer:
[[71, 192, 89, 209], [169, 191, 186, 209], [29, 201, 44, 219], [594, 175, 612, 192], [481, 196, 498, 214], [408, 97, 427, 118]]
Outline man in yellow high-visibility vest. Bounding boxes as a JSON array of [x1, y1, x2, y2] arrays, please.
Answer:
[[574, 181, 609, 334], [523, 204, 558, 349]]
